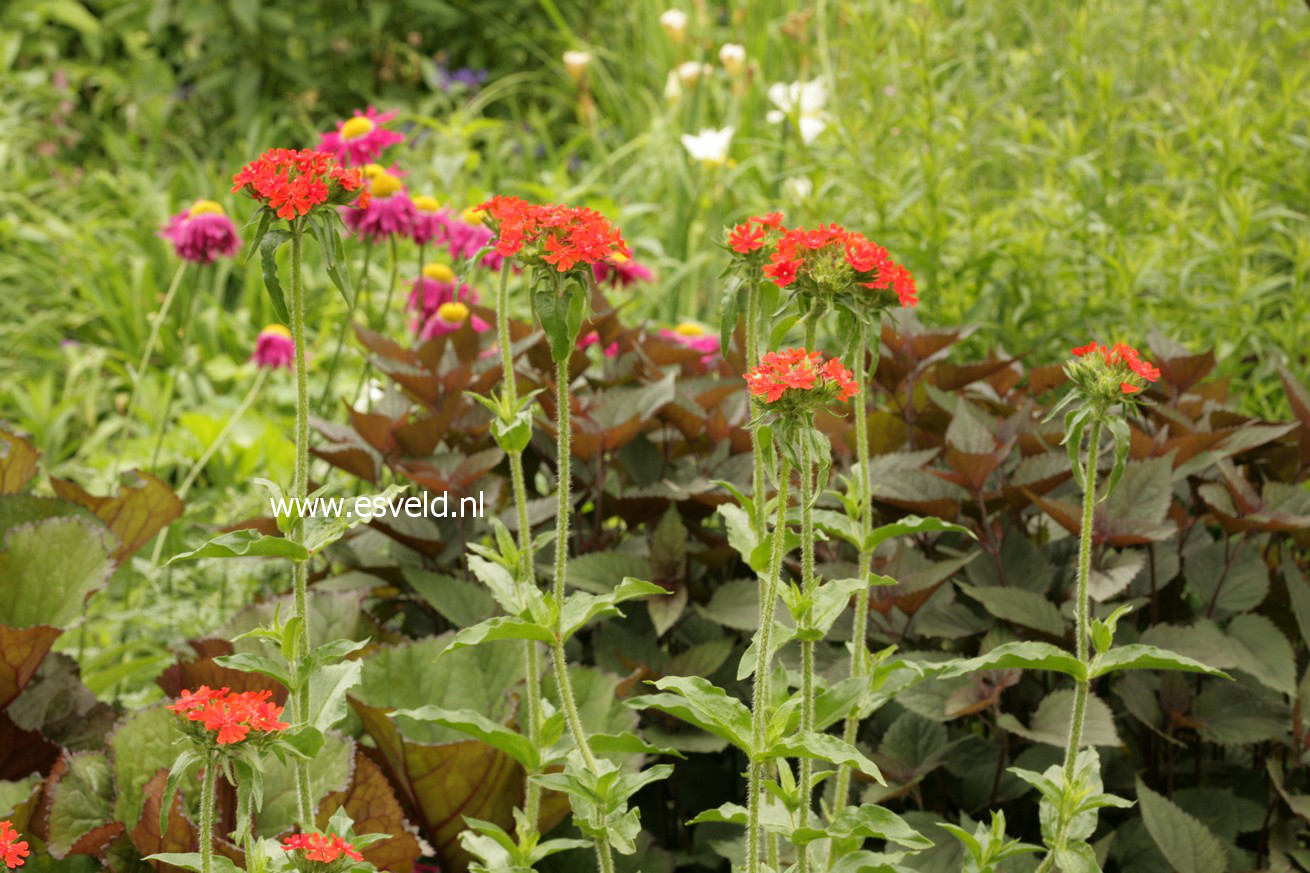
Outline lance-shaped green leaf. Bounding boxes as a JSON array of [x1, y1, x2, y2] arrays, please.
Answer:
[[767, 731, 885, 784], [936, 641, 1088, 681], [390, 706, 540, 771], [443, 616, 556, 652], [792, 577, 868, 641], [166, 529, 309, 565], [866, 515, 974, 551], [1136, 777, 1226, 873], [213, 652, 292, 688], [560, 577, 668, 642], [1089, 644, 1229, 679], [304, 483, 406, 553], [144, 853, 244, 873], [589, 731, 686, 759], [792, 803, 932, 850], [258, 228, 292, 324], [627, 676, 754, 754], [308, 211, 354, 309]]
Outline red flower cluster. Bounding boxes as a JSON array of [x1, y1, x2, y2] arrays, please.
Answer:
[[745, 348, 859, 405], [1071, 341, 1161, 395], [232, 149, 369, 221], [764, 223, 917, 308], [477, 196, 630, 272], [0, 821, 27, 869], [282, 832, 365, 864], [728, 211, 784, 254], [168, 686, 289, 746]]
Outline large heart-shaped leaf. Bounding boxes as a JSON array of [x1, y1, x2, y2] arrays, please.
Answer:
[[0, 517, 116, 628], [50, 471, 183, 562]]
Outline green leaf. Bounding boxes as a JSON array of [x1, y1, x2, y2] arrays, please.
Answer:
[[818, 803, 932, 850], [560, 577, 668, 642], [0, 516, 116, 628], [108, 707, 177, 829], [159, 748, 203, 835], [144, 854, 243, 873], [937, 641, 1087, 681], [589, 731, 685, 760], [309, 213, 354, 308], [307, 658, 362, 734], [444, 616, 556, 652], [1136, 778, 1227, 873], [1223, 613, 1295, 695], [212, 652, 292, 687], [304, 483, 406, 554], [956, 583, 1065, 636], [166, 529, 308, 565], [718, 274, 741, 359], [768, 731, 885, 784], [996, 689, 1120, 749], [1090, 645, 1228, 680], [45, 751, 116, 859], [534, 280, 588, 363], [628, 676, 753, 753], [259, 228, 291, 323], [866, 515, 974, 551], [392, 706, 539, 770]]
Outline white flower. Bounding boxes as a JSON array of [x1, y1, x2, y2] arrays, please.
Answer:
[[783, 176, 813, 201], [677, 60, 703, 86], [680, 127, 734, 167], [660, 8, 688, 42], [562, 50, 592, 83], [663, 70, 683, 102], [718, 43, 746, 75], [766, 78, 829, 144]]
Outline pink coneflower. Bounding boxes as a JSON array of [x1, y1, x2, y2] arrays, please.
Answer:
[[252, 325, 295, 369], [441, 206, 505, 271], [660, 322, 719, 366], [406, 263, 469, 318], [593, 253, 653, 288], [418, 301, 491, 339], [578, 330, 619, 358], [410, 195, 445, 245], [340, 171, 416, 242], [318, 106, 405, 166], [159, 200, 241, 264]]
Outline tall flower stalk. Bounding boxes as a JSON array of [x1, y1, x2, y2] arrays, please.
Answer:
[[231, 147, 367, 823], [1033, 340, 1160, 872], [476, 195, 634, 872], [743, 349, 859, 871]]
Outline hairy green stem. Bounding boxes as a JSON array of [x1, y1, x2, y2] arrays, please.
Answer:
[[289, 220, 314, 824], [1062, 419, 1102, 778], [497, 260, 544, 828], [747, 456, 792, 873], [834, 320, 872, 810], [318, 238, 372, 414], [200, 751, 218, 873], [1036, 419, 1103, 873], [746, 281, 767, 536], [797, 432, 817, 873]]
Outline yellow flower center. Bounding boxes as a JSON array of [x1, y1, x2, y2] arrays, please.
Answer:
[[188, 199, 225, 217], [370, 172, 403, 198], [461, 206, 487, 225], [363, 163, 386, 179], [412, 195, 441, 212], [422, 263, 456, 283], [609, 251, 630, 264], [674, 322, 705, 337], [260, 324, 292, 339], [340, 116, 376, 141], [438, 301, 470, 323]]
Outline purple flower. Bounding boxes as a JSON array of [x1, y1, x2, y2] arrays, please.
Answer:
[[593, 255, 654, 288], [252, 325, 295, 370], [660, 323, 719, 367], [410, 195, 445, 246], [318, 106, 405, 167], [340, 170, 416, 242], [159, 201, 241, 264]]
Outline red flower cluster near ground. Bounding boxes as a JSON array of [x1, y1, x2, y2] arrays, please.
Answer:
[[1071, 341, 1162, 394], [477, 196, 630, 272], [745, 348, 859, 404], [765, 223, 918, 307], [281, 832, 365, 864], [232, 149, 370, 220], [0, 821, 28, 869], [168, 686, 289, 745]]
